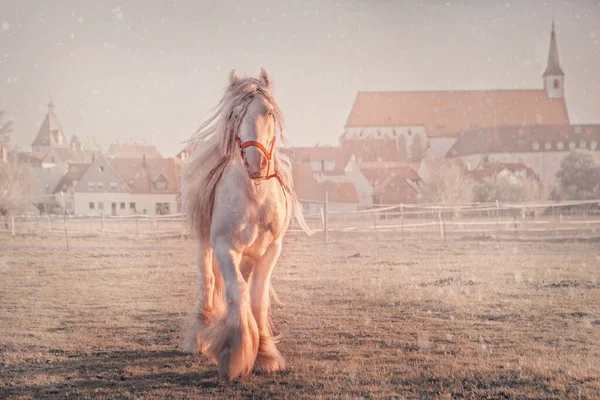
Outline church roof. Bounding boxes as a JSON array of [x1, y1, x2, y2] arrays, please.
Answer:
[[543, 21, 564, 77], [31, 102, 69, 148], [344, 90, 569, 138]]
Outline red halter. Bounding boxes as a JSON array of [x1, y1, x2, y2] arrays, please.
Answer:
[[235, 136, 278, 180]]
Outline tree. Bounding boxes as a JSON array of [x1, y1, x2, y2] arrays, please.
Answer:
[[473, 174, 549, 203], [0, 111, 13, 146], [410, 134, 424, 163], [397, 135, 408, 162], [555, 150, 600, 200], [0, 162, 38, 219], [420, 162, 474, 205]]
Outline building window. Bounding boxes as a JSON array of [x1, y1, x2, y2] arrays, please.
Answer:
[[532, 142, 539, 150], [557, 142, 564, 150], [130, 202, 136, 211], [89, 202, 95, 210], [310, 161, 322, 171], [88, 182, 95, 192], [110, 182, 118, 191], [98, 202, 104, 210], [97, 182, 104, 191], [545, 142, 551, 150], [324, 160, 335, 171], [554, 79, 560, 89], [51, 157, 55, 163], [99, 166, 104, 172], [580, 140, 587, 149], [569, 141, 575, 150], [155, 180, 167, 190], [120, 202, 125, 209]]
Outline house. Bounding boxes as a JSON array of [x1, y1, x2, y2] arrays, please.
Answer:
[[359, 161, 421, 204], [467, 163, 538, 185], [73, 155, 181, 216], [106, 142, 163, 159], [446, 125, 600, 182], [292, 162, 359, 217], [292, 146, 373, 207], [340, 22, 569, 159]]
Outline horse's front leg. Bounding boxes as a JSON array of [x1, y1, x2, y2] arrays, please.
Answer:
[[201, 237, 259, 380], [249, 241, 285, 373], [182, 234, 215, 353]]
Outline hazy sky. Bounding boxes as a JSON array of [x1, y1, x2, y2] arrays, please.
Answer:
[[1, 0, 599, 156]]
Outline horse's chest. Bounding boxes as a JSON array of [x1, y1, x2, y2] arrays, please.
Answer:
[[239, 201, 285, 257]]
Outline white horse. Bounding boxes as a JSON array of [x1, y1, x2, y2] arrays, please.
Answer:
[[181, 68, 311, 380]]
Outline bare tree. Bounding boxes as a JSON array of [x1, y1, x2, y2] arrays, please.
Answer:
[[0, 111, 13, 146], [410, 134, 424, 163], [420, 162, 474, 205], [0, 162, 38, 218]]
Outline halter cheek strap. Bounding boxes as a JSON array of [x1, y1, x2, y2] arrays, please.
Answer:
[[235, 136, 278, 180]]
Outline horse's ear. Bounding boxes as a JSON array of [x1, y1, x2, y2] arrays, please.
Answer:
[[259, 67, 271, 88], [229, 69, 239, 86]]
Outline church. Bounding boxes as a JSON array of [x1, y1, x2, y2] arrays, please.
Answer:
[[340, 21, 569, 162]]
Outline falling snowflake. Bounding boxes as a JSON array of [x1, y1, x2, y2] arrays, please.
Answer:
[[1, 22, 9, 31]]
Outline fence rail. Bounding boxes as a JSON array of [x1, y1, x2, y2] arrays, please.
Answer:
[[2, 198, 600, 245]]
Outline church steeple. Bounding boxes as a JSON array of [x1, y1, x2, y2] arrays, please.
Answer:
[[543, 19, 565, 99]]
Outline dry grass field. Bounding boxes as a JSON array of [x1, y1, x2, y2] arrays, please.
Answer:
[[1, 233, 599, 399]]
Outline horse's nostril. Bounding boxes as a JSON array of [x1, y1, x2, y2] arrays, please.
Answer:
[[260, 156, 268, 169]]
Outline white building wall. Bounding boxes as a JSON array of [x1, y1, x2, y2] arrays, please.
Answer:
[[428, 137, 458, 158], [74, 192, 178, 216]]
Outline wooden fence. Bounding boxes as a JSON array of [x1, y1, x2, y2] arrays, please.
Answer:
[[2, 197, 600, 247]]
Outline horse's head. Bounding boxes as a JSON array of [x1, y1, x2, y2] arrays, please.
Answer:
[[228, 68, 279, 180]]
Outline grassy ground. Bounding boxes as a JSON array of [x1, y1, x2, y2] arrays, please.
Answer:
[[1, 233, 599, 399]]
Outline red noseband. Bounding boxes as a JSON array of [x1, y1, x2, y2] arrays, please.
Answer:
[[236, 137, 278, 180]]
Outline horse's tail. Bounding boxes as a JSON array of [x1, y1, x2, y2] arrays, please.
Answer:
[[292, 196, 314, 236]]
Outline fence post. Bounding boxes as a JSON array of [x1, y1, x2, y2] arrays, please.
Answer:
[[101, 212, 104, 233], [90, 216, 93, 235], [63, 212, 70, 251], [400, 203, 405, 242], [11, 216, 15, 237], [495, 200, 500, 241], [324, 191, 329, 244], [136, 216, 139, 239]]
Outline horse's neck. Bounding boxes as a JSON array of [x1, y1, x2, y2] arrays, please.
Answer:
[[223, 156, 285, 208]]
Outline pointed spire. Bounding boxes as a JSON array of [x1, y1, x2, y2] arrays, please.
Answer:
[[543, 18, 564, 77]]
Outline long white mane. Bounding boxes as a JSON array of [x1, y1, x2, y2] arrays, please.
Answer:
[[180, 72, 310, 241]]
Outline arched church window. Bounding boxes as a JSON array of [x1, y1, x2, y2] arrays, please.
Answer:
[[553, 79, 560, 89]]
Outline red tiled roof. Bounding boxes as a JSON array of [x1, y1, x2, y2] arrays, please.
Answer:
[[321, 181, 359, 203], [292, 162, 358, 203], [345, 90, 569, 138], [359, 162, 421, 186], [106, 157, 181, 194], [372, 173, 418, 204], [107, 144, 163, 159]]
